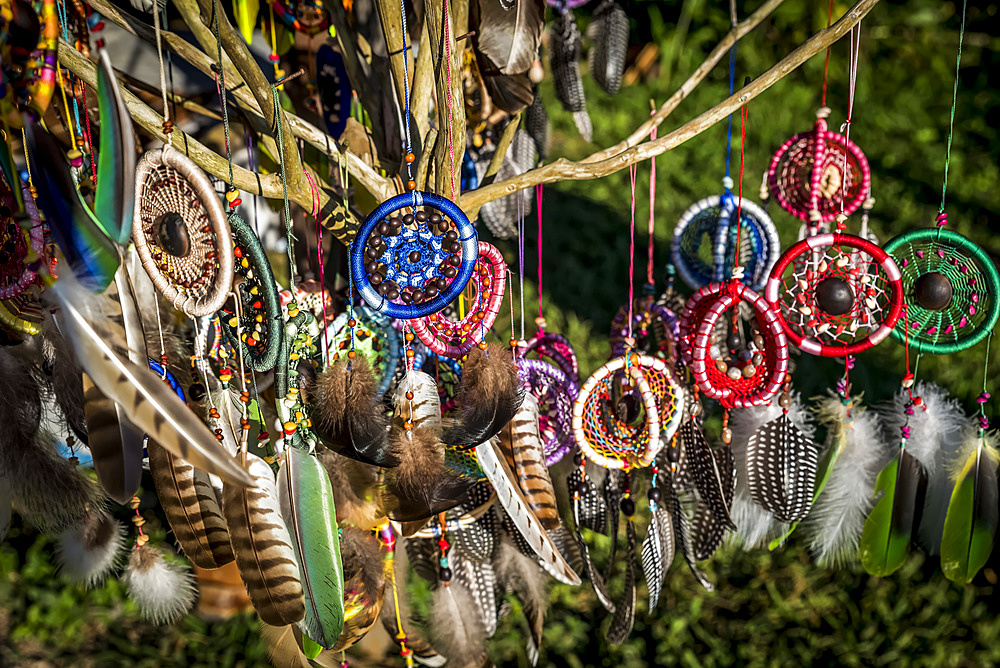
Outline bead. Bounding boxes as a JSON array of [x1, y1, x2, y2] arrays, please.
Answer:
[[647, 487, 661, 503], [405, 332, 415, 342], [715, 359, 728, 374], [778, 393, 792, 408], [620, 497, 635, 517], [405, 391, 414, 400], [407, 180, 416, 191], [403, 420, 413, 430], [415, 211, 428, 222], [752, 352, 764, 366], [405, 152, 416, 164], [901, 373, 915, 389], [721, 427, 733, 444], [815, 277, 854, 316], [509, 338, 517, 348], [478, 341, 489, 350], [914, 272, 953, 311], [726, 332, 742, 352], [190, 382, 207, 402], [742, 364, 756, 378], [726, 366, 742, 380], [753, 335, 765, 350], [226, 189, 239, 203], [155, 212, 191, 257], [68, 149, 83, 168], [572, 451, 583, 466], [439, 567, 452, 582]]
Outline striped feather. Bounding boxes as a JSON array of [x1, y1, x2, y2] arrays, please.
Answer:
[[83, 375, 144, 505], [277, 446, 345, 649], [148, 441, 234, 569], [606, 520, 636, 644], [496, 394, 561, 530], [222, 453, 305, 626], [641, 502, 674, 610], [476, 438, 581, 586]]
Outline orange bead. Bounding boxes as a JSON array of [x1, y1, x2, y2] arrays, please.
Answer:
[[478, 341, 488, 350], [405, 391, 414, 400], [405, 152, 416, 164], [403, 420, 413, 430], [407, 180, 416, 191], [347, 350, 357, 358]]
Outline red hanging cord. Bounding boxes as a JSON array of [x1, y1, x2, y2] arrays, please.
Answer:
[[536, 184, 544, 325]]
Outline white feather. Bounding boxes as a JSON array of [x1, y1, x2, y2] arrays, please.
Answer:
[[123, 544, 197, 624], [55, 514, 126, 587], [804, 395, 893, 567], [878, 382, 967, 556], [728, 392, 816, 548]]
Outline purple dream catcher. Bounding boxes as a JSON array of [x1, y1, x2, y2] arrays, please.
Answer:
[[609, 292, 680, 361], [520, 329, 579, 383], [518, 357, 579, 466]]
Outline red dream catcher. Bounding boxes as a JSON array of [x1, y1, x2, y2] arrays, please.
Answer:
[[679, 281, 789, 409], [411, 242, 507, 358], [765, 233, 904, 357]]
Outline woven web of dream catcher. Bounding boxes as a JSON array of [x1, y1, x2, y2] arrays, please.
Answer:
[[519, 358, 578, 466], [885, 228, 1000, 354], [609, 294, 679, 361], [776, 241, 896, 353]]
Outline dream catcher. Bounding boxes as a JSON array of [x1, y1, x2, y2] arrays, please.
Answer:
[[521, 328, 579, 383], [0, 177, 42, 300], [350, 191, 479, 319], [218, 214, 282, 372], [610, 293, 679, 361], [0, 0, 58, 126], [411, 241, 507, 358], [279, 279, 335, 324], [323, 305, 400, 399], [133, 146, 234, 317], [518, 357, 577, 466]]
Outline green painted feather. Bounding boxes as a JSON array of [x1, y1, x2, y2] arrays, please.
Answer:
[[277, 446, 345, 649], [860, 449, 926, 576], [234, 0, 260, 44], [941, 435, 999, 585], [94, 50, 136, 246]]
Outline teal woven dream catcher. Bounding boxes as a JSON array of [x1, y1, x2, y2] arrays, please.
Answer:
[[218, 214, 282, 372], [323, 306, 401, 399], [884, 226, 1000, 354]]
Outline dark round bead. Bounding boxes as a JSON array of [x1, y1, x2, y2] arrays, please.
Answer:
[[448, 255, 462, 267], [647, 487, 662, 503], [615, 393, 641, 423], [424, 285, 439, 299], [378, 282, 390, 296], [666, 445, 681, 463], [365, 247, 380, 260], [155, 212, 190, 257], [572, 451, 583, 466], [415, 211, 428, 223], [726, 331, 742, 352], [411, 290, 424, 303], [447, 241, 461, 254], [408, 250, 422, 263], [429, 213, 442, 225], [442, 266, 458, 278], [914, 271, 953, 311], [435, 277, 449, 290], [370, 273, 384, 286], [377, 221, 390, 235], [439, 567, 453, 582], [815, 277, 854, 316], [445, 230, 458, 242], [400, 291, 413, 304], [402, 213, 415, 226], [387, 288, 400, 300], [388, 217, 402, 229], [188, 382, 206, 401], [620, 498, 635, 517]]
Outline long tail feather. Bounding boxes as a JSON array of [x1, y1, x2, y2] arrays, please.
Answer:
[[429, 583, 488, 667], [860, 448, 926, 576], [550, 10, 591, 141], [606, 519, 636, 645], [94, 49, 136, 246], [940, 428, 999, 584], [746, 412, 822, 524], [333, 527, 385, 652], [496, 394, 561, 530], [494, 537, 547, 664], [641, 501, 674, 610]]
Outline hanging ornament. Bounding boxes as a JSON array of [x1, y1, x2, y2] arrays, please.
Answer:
[[549, 8, 592, 141], [316, 43, 352, 138], [672, 192, 779, 292], [411, 242, 506, 358], [133, 146, 234, 317], [218, 214, 282, 372], [767, 107, 871, 229], [679, 281, 788, 408], [764, 233, 904, 357], [323, 306, 400, 399], [0, 181, 42, 300], [279, 279, 335, 324], [587, 0, 629, 96], [520, 329, 579, 383], [572, 354, 684, 469], [517, 358, 578, 466], [350, 192, 478, 319], [275, 309, 322, 450], [883, 227, 1000, 354], [609, 291, 679, 361]]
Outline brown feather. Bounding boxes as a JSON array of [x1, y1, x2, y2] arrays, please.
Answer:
[[496, 394, 561, 530], [148, 440, 234, 569], [222, 453, 305, 625], [383, 424, 475, 522], [83, 374, 145, 505], [259, 624, 342, 668], [40, 324, 88, 443], [442, 343, 523, 447], [332, 526, 386, 652], [316, 448, 383, 530]]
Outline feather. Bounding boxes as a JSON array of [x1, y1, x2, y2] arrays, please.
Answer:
[[804, 394, 892, 567], [940, 428, 999, 585], [443, 343, 523, 447], [452, 557, 499, 639], [641, 500, 674, 610], [316, 45, 353, 139], [380, 544, 447, 668], [879, 382, 967, 555], [310, 356, 394, 467], [494, 537, 547, 664], [603, 469, 621, 568], [859, 448, 927, 577], [49, 278, 253, 487], [549, 10, 592, 141], [690, 445, 737, 560], [450, 491, 500, 637], [233, 0, 260, 43], [573, 466, 608, 534], [671, 488, 713, 591], [55, 512, 125, 587], [123, 543, 197, 625], [471, 0, 544, 114], [677, 420, 736, 531], [22, 123, 119, 291], [567, 468, 615, 612], [0, 476, 10, 542], [333, 527, 385, 652], [524, 87, 549, 159], [316, 448, 382, 530], [148, 440, 235, 569], [606, 520, 636, 645], [430, 583, 488, 667], [746, 413, 822, 524], [94, 49, 136, 246], [476, 438, 581, 585], [260, 624, 313, 668], [587, 0, 629, 95], [277, 446, 346, 649], [222, 452, 305, 626], [478, 131, 537, 239], [496, 394, 561, 530], [41, 324, 89, 443]]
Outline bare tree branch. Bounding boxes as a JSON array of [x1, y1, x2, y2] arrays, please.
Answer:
[[464, 113, 520, 221], [425, 0, 466, 196], [411, 18, 434, 146], [374, 0, 411, 129], [461, 0, 880, 211]]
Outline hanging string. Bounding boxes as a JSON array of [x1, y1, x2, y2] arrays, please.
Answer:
[[976, 332, 992, 432], [647, 112, 657, 287], [724, 0, 738, 188], [626, 163, 638, 344], [939, 0, 968, 218], [77, 84, 97, 187], [442, 0, 457, 199], [303, 170, 330, 359], [837, 22, 862, 231], [397, 0, 415, 186], [732, 94, 749, 275], [55, 0, 83, 142], [517, 189, 526, 341], [820, 0, 834, 107], [212, 0, 234, 184], [536, 184, 544, 326], [271, 86, 296, 288], [153, 0, 172, 147]]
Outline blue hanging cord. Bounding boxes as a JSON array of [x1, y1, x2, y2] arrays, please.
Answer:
[[398, 0, 414, 183]]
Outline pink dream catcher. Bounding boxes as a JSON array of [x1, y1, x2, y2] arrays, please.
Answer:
[[765, 233, 904, 357], [412, 242, 506, 358], [679, 280, 789, 409], [767, 107, 871, 231], [0, 181, 43, 300]]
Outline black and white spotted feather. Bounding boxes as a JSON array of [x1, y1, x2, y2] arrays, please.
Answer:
[[524, 87, 549, 159], [549, 9, 592, 140], [450, 484, 500, 637], [606, 520, 636, 645], [573, 467, 608, 534], [587, 0, 629, 95], [668, 472, 713, 591], [690, 446, 736, 561], [603, 469, 622, 572], [641, 494, 674, 610], [746, 412, 822, 523], [568, 468, 616, 613], [678, 420, 736, 532]]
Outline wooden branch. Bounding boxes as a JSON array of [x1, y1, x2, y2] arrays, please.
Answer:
[[411, 19, 434, 148], [170, 0, 247, 89], [374, 0, 411, 125], [461, 0, 879, 211], [464, 113, 520, 221], [425, 0, 466, 196], [416, 128, 438, 191], [584, 0, 785, 163]]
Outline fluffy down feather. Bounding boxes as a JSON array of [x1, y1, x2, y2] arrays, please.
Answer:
[[494, 537, 547, 664], [429, 583, 488, 667], [804, 394, 893, 567], [123, 544, 197, 624], [728, 392, 816, 548], [442, 343, 523, 447], [55, 513, 125, 587]]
